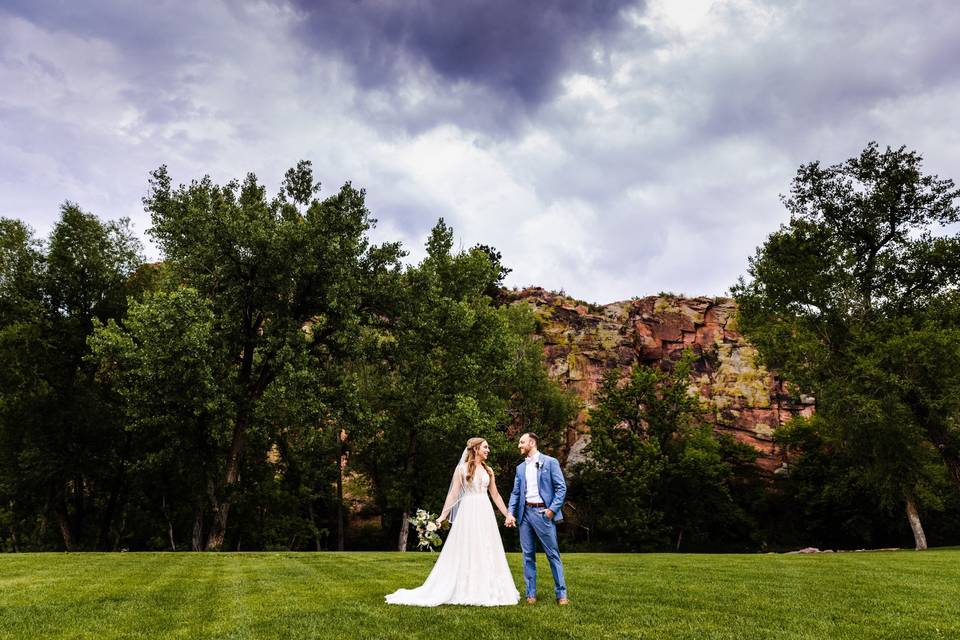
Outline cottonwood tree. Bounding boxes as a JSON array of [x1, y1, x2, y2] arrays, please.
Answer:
[[143, 161, 403, 549], [732, 142, 960, 549], [0, 206, 141, 550], [88, 288, 231, 551], [350, 220, 575, 550]]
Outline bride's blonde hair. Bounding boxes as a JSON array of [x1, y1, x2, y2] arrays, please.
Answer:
[[464, 437, 493, 484]]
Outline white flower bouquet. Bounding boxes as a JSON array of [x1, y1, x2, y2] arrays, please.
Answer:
[[410, 508, 446, 550]]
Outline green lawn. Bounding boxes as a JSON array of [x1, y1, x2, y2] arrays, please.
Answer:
[[0, 550, 958, 639]]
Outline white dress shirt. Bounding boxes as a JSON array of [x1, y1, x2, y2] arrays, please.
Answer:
[[525, 451, 543, 503]]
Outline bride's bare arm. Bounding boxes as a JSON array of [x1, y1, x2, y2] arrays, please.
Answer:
[[487, 470, 511, 518]]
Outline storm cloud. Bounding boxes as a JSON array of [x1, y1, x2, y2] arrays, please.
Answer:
[[289, 0, 640, 106], [1, 0, 959, 304]]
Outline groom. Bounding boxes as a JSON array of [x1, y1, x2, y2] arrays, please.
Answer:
[[505, 432, 569, 605]]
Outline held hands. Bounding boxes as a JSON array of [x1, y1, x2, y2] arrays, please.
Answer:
[[504, 514, 517, 528]]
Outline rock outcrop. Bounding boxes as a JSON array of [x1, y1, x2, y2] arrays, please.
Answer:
[[499, 287, 814, 472]]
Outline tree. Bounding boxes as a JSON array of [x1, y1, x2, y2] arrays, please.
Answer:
[[0, 219, 46, 551], [570, 353, 754, 551], [0, 205, 142, 550], [769, 414, 949, 551], [498, 302, 581, 455], [143, 161, 403, 549], [88, 288, 231, 551], [349, 219, 572, 550], [472, 244, 512, 298], [732, 142, 960, 549]]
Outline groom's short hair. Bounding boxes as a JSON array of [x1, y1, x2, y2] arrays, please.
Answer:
[[523, 432, 539, 445]]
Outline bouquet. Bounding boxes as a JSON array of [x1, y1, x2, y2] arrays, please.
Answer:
[[409, 508, 447, 551]]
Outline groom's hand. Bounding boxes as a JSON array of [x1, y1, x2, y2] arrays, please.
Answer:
[[504, 515, 516, 528], [544, 509, 554, 520]]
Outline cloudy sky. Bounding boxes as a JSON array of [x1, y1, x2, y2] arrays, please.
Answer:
[[2, 0, 959, 304]]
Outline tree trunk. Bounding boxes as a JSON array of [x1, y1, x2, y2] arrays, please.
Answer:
[[205, 411, 247, 551], [398, 511, 410, 552], [337, 436, 345, 552], [96, 480, 122, 551], [397, 425, 417, 553], [72, 476, 85, 545], [307, 502, 321, 552], [675, 528, 684, 552], [201, 328, 263, 552], [905, 497, 928, 550], [206, 503, 231, 551], [54, 495, 76, 551], [204, 483, 232, 552], [113, 513, 126, 551], [57, 515, 75, 551], [192, 505, 204, 552], [9, 500, 20, 553], [161, 495, 176, 552]]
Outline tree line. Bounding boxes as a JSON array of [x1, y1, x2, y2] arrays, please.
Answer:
[[0, 161, 577, 552], [3, 144, 960, 553], [572, 143, 960, 552]]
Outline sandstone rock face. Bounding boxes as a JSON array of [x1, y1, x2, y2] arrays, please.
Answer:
[[499, 287, 815, 472]]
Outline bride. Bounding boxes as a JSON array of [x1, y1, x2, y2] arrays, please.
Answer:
[[385, 437, 520, 606]]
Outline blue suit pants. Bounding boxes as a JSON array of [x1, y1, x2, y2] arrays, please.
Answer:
[[520, 504, 567, 599]]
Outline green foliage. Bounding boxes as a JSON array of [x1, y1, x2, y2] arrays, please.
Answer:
[[471, 243, 512, 298], [0, 163, 574, 552], [88, 288, 231, 550], [766, 415, 940, 550], [139, 161, 405, 549], [0, 205, 142, 551], [732, 142, 960, 547], [570, 353, 756, 551], [349, 218, 571, 548], [499, 303, 581, 453], [15, 146, 960, 553]]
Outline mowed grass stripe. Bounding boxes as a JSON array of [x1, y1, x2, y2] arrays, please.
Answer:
[[1, 551, 960, 639], [0, 553, 181, 639]]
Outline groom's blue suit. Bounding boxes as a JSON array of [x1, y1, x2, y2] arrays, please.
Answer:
[[508, 453, 568, 600]]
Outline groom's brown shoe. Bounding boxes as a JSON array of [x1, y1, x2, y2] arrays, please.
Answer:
[[557, 597, 570, 606], [526, 597, 537, 605]]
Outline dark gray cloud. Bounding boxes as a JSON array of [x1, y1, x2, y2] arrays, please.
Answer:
[[290, 0, 641, 106], [2, 0, 959, 304]]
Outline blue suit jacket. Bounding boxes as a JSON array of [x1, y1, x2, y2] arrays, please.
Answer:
[[508, 453, 567, 524]]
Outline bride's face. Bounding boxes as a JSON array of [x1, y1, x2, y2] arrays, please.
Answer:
[[476, 441, 490, 461]]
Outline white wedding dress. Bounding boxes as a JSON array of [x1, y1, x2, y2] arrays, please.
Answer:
[[385, 464, 520, 606]]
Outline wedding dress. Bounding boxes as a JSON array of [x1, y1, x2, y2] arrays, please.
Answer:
[[385, 462, 520, 607]]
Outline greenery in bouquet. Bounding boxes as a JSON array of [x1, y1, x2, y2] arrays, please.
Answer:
[[409, 509, 448, 550]]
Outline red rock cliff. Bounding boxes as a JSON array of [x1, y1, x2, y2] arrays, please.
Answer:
[[499, 287, 814, 472]]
